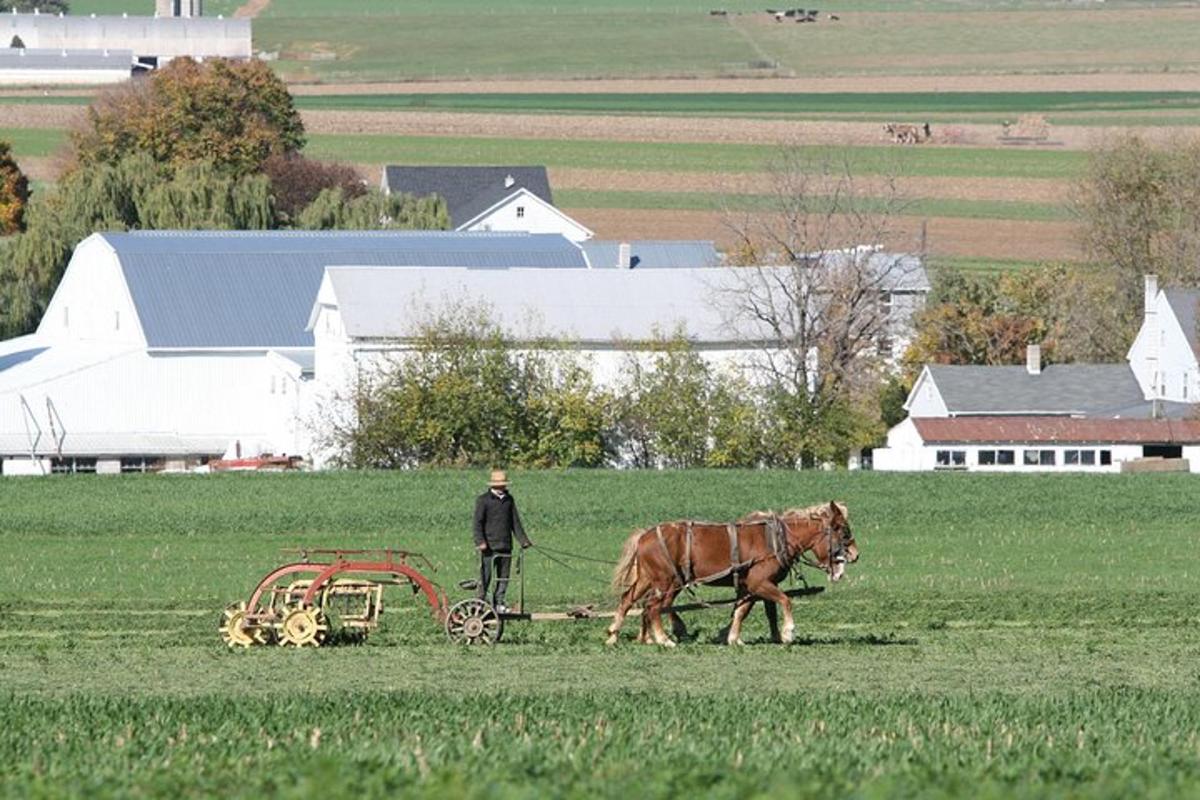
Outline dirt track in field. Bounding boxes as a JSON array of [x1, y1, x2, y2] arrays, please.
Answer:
[[566, 207, 1083, 262], [286, 73, 1200, 95], [549, 168, 1073, 204], [233, 0, 270, 19]]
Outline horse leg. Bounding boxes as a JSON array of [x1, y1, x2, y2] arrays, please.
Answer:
[[727, 596, 755, 646], [669, 610, 689, 640], [764, 600, 780, 643], [606, 580, 649, 646], [756, 582, 795, 644], [647, 591, 677, 648]]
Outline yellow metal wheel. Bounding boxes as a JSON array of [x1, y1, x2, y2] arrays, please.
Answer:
[[277, 605, 329, 648], [219, 601, 266, 648]]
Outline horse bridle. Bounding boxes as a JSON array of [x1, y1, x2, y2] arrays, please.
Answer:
[[787, 513, 851, 576]]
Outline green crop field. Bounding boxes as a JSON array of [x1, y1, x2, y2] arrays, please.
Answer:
[[305, 134, 1087, 180], [2, 470, 1199, 798], [291, 91, 1200, 118]]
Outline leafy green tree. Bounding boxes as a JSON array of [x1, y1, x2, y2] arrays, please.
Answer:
[[71, 57, 304, 178], [0, 140, 28, 235], [297, 187, 448, 231], [328, 309, 611, 469]]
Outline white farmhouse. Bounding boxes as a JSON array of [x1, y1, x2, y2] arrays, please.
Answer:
[[875, 275, 1200, 473], [381, 166, 593, 243]]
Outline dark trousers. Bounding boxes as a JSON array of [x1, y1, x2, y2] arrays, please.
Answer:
[[477, 550, 512, 606]]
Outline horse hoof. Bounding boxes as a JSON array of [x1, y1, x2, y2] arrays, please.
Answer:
[[605, 635, 618, 646], [729, 638, 745, 647], [660, 639, 677, 648]]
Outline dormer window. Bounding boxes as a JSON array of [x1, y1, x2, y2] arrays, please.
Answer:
[[516, 206, 525, 219]]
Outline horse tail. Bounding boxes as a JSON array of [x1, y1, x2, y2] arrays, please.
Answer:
[[611, 530, 643, 596]]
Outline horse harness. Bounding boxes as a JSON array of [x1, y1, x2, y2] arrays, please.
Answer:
[[653, 515, 794, 596]]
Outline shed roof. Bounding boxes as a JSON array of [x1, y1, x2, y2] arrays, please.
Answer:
[[923, 363, 1147, 417], [912, 416, 1200, 445], [97, 231, 588, 349], [319, 266, 783, 344], [0, 47, 133, 70], [381, 166, 553, 228], [581, 240, 722, 269]]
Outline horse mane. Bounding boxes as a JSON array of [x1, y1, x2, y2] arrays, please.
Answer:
[[741, 502, 848, 522]]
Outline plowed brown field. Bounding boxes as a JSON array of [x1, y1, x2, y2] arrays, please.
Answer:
[[567, 207, 1083, 262]]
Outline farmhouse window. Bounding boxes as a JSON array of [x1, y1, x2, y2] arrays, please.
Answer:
[[1080, 451, 1096, 466], [978, 450, 996, 465], [516, 206, 526, 218], [1023, 450, 1039, 466], [1065, 450, 1080, 465], [1039, 450, 1056, 466], [997, 450, 1015, 465], [935, 450, 966, 468], [1100, 450, 1113, 465]]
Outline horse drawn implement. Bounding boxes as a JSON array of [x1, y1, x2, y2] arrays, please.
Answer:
[[218, 503, 857, 648]]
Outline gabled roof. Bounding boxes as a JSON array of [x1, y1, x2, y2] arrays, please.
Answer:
[[381, 166, 553, 228], [1164, 289, 1200, 358], [581, 240, 722, 269], [922, 363, 1147, 417], [97, 231, 588, 350], [316, 266, 791, 344], [912, 416, 1200, 445]]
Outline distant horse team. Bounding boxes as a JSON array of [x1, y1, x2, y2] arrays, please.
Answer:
[[606, 501, 858, 646], [884, 122, 932, 144]]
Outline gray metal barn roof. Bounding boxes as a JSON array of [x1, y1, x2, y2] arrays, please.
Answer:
[[319, 266, 789, 344], [99, 231, 588, 349], [0, 48, 133, 70], [581, 240, 722, 269], [381, 166, 553, 228], [925, 364, 1149, 417]]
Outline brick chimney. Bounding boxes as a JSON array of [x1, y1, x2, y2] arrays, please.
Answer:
[[1026, 343, 1041, 376]]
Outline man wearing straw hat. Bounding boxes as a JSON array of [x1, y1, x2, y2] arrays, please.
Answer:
[[472, 469, 533, 613]]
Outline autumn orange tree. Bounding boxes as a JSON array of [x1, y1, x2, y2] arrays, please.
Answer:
[[0, 140, 28, 236], [71, 57, 304, 178]]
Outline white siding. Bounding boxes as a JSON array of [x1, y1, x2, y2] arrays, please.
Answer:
[[903, 368, 949, 417], [1127, 290, 1200, 401], [38, 236, 144, 347], [461, 191, 593, 243]]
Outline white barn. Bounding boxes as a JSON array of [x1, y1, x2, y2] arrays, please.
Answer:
[[0, 12, 251, 69], [0, 48, 134, 85], [875, 275, 1200, 472], [0, 231, 587, 475]]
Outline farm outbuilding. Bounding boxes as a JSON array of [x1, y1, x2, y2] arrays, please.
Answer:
[[0, 12, 251, 69], [0, 48, 134, 86]]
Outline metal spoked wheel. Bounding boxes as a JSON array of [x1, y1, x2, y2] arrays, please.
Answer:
[[219, 601, 267, 648], [276, 605, 330, 648], [445, 598, 503, 645]]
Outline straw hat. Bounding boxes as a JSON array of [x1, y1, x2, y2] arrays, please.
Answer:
[[488, 469, 508, 487]]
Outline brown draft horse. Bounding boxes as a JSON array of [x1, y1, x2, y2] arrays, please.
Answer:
[[606, 502, 858, 647]]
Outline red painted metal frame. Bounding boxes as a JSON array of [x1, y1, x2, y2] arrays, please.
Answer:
[[244, 549, 448, 622]]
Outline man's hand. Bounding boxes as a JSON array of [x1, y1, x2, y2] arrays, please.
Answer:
[[522, 541, 533, 550], [477, 543, 489, 552]]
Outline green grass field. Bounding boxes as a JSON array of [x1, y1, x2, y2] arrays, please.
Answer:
[[304, 134, 1087, 180], [2, 470, 1199, 798]]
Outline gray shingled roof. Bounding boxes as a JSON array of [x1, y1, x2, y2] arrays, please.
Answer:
[[581, 240, 721, 269], [1165, 289, 1200, 357], [0, 48, 133, 70], [320, 266, 791, 344], [926, 364, 1148, 417], [101, 231, 588, 349], [381, 166, 553, 228]]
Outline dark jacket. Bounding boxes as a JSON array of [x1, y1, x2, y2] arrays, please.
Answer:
[[473, 490, 531, 551]]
